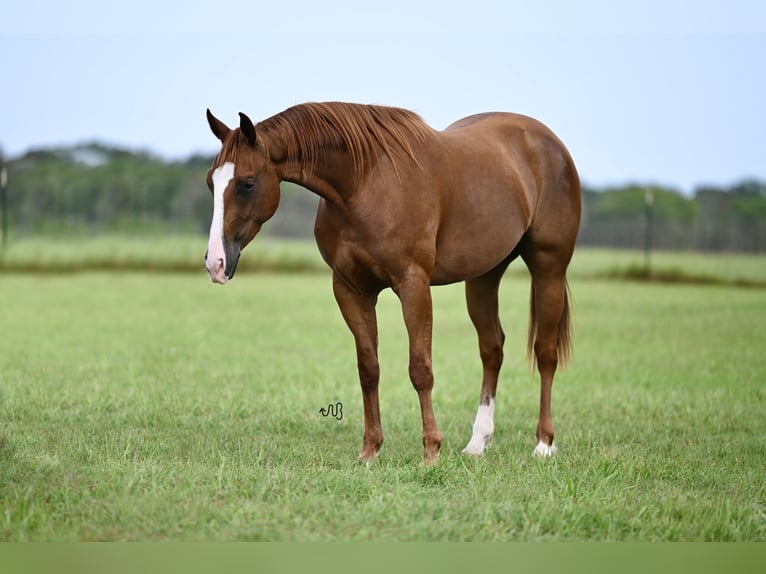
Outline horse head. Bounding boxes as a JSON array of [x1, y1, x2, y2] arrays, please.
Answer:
[[204, 109, 281, 284]]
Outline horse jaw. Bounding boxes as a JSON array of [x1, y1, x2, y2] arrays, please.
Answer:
[[206, 162, 235, 284]]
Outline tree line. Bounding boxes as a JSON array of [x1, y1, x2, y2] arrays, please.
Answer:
[[2, 142, 765, 252]]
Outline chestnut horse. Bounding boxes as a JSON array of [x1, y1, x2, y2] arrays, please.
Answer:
[[204, 102, 581, 465]]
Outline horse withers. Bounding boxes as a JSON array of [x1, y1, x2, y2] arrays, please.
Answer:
[[204, 102, 581, 465]]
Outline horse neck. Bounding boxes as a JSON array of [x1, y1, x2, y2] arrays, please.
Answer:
[[265, 134, 358, 210]]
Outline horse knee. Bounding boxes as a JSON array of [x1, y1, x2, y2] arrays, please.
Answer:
[[358, 357, 380, 391], [408, 357, 434, 392]]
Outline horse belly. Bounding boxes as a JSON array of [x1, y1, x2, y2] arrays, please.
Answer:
[[431, 182, 531, 284], [428, 124, 542, 284]]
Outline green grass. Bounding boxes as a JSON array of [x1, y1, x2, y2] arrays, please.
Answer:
[[1, 265, 765, 540], [568, 248, 766, 287]]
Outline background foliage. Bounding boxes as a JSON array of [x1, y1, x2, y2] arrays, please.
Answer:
[[2, 142, 765, 251]]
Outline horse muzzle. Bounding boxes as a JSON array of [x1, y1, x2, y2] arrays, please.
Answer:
[[205, 239, 241, 284], [224, 240, 241, 280]]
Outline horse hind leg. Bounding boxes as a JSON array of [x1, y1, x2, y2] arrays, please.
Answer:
[[523, 249, 573, 457], [462, 262, 509, 456]]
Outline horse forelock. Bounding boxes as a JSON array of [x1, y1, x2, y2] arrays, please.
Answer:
[[256, 102, 433, 180], [214, 129, 249, 168]]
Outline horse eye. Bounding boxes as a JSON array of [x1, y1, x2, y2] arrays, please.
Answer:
[[237, 178, 257, 196]]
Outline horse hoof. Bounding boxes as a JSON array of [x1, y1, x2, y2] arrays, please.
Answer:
[[424, 444, 441, 466], [358, 448, 380, 464], [462, 434, 492, 456], [424, 454, 440, 467], [533, 440, 558, 457]]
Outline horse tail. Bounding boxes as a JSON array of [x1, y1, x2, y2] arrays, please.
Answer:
[[527, 279, 573, 369], [557, 280, 574, 367]]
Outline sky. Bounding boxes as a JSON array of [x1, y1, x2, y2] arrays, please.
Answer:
[[1, 1, 765, 194]]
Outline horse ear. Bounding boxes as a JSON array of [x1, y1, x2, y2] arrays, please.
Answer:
[[239, 112, 258, 147], [206, 109, 231, 142]]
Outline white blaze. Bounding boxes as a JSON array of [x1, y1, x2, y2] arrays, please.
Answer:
[[463, 398, 495, 455], [206, 162, 235, 284]]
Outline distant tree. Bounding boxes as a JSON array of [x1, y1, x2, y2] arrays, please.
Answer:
[[728, 180, 766, 251], [4, 141, 765, 251], [589, 184, 695, 224], [729, 181, 766, 223]]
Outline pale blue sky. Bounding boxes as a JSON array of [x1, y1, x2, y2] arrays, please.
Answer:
[[1, 1, 764, 193]]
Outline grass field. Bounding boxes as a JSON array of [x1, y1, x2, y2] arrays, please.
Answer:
[[3, 234, 766, 286], [1, 243, 766, 540]]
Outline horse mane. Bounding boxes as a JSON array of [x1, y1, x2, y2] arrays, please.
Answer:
[[256, 102, 433, 181]]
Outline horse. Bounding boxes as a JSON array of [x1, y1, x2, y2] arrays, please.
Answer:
[[204, 102, 581, 465]]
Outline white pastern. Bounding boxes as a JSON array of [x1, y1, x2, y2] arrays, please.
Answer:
[[533, 440, 558, 457], [206, 162, 235, 284], [462, 398, 495, 456]]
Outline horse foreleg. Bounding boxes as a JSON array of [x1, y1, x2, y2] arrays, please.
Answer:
[[393, 269, 443, 465], [332, 273, 382, 462]]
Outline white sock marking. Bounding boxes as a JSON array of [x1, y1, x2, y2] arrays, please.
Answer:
[[463, 398, 495, 455], [206, 162, 235, 284], [533, 440, 558, 457]]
